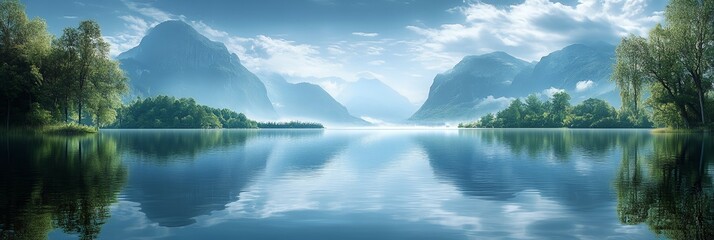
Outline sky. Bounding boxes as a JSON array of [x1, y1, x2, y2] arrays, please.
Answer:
[[23, 0, 667, 104]]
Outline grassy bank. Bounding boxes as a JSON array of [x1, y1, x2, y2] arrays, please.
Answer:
[[41, 123, 98, 135], [651, 128, 713, 134]]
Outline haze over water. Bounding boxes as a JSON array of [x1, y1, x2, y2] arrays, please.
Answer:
[[1, 129, 712, 239]]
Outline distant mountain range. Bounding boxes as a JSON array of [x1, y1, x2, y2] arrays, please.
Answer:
[[118, 20, 277, 120], [283, 76, 418, 124], [259, 73, 368, 126], [117, 20, 621, 125], [335, 78, 417, 123], [410, 43, 619, 122]]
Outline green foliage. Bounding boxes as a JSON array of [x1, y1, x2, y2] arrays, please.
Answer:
[[460, 93, 653, 129], [42, 123, 98, 135], [111, 95, 258, 129], [26, 102, 51, 126], [257, 121, 324, 129], [0, 1, 127, 130], [612, 0, 714, 129], [565, 98, 618, 128]]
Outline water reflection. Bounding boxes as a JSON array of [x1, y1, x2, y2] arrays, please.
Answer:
[[112, 130, 345, 227], [615, 133, 714, 239], [1, 129, 712, 239], [0, 134, 126, 240]]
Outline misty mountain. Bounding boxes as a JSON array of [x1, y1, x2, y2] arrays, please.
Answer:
[[118, 20, 277, 120], [259, 73, 368, 126], [336, 78, 417, 123], [512, 43, 619, 103], [411, 43, 619, 122], [410, 52, 534, 122]]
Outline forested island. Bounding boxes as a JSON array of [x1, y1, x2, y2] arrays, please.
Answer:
[[462, 0, 714, 130], [110, 95, 323, 129], [0, 0, 321, 133]]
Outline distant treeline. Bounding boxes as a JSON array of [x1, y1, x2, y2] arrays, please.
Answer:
[[257, 121, 324, 129], [110, 95, 323, 129], [459, 92, 653, 129]]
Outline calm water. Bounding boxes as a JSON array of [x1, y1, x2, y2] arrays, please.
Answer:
[[0, 129, 712, 240]]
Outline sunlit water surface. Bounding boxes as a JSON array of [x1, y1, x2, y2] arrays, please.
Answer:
[[1, 129, 712, 239]]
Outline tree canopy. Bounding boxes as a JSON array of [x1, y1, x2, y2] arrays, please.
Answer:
[[612, 0, 714, 129]]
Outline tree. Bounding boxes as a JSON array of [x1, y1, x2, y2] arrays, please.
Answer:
[[612, 35, 648, 124], [666, 0, 714, 125], [612, 0, 714, 128], [566, 98, 618, 128], [480, 113, 496, 128], [86, 59, 128, 127], [546, 92, 571, 127], [497, 99, 524, 128], [74, 20, 110, 125], [523, 94, 545, 127], [0, 0, 51, 129]]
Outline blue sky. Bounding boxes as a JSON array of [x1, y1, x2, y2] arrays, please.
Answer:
[[24, 0, 667, 104]]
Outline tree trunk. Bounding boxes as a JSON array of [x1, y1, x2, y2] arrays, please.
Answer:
[[77, 101, 82, 125], [6, 101, 10, 131], [697, 82, 706, 125]]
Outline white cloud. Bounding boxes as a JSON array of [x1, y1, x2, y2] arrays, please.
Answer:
[[575, 80, 595, 92], [368, 60, 386, 66], [542, 87, 565, 98], [108, 1, 354, 80], [475, 95, 515, 109], [406, 0, 664, 71], [62, 15, 78, 19], [352, 32, 379, 37]]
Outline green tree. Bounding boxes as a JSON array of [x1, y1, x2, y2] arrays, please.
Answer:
[[74, 20, 110, 125], [86, 59, 128, 127], [566, 98, 618, 128], [480, 113, 496, 128], [0, 0, 51, 129], [546, 92, 571, 127], [496, 99, 524, 128], [523, 94, 545, 127], [612, 35, 648, 124], [613, 0, 714, 128]]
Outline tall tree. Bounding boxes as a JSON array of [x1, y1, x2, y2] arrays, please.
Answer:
[[547, 92, 571, 127], [0, 0, 50, 128], [666, 0, 714, 125], [74, 20, 109, 125], [86, 59, 127, 127], [612, 35, 648, 123]]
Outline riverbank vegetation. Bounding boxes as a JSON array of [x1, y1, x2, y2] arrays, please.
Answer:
[[459, 92, 653, 128], [612, 0, 714, 129], [1, 0, 127, 131]]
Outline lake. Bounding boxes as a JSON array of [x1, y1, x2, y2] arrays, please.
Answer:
[[0, 129, 712, 239]]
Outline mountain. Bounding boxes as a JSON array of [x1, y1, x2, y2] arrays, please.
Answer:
[[411, 43, 620, 122], [512, 42, 618, 103], [117, 20, 277, 120], [336, 78, 417, 123], [410, 52, 533, 122], [259, 73, 368, 126]]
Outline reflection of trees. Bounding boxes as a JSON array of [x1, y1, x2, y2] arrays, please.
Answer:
[[464, 129, 650, 160], [616, 134, 714, 240], [121, 129, 335, 227], [0, 134, 126, 240], [105, 129, 322, 162]]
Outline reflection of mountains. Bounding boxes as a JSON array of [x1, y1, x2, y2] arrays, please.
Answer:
[[119, 129, 348, 227], [616, 134, 713, 240], [0, 134, 126, 239], [416, 129, 650, 206]]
